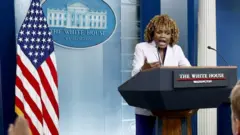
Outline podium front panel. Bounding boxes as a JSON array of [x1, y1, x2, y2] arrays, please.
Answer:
[[119, 67, 237, 111]]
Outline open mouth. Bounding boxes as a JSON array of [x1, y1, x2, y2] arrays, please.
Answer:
[[158, 39, 167, 45], [159, 39, 166, 43]]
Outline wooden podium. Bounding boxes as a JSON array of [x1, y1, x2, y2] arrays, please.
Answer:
[[118, 66, 237, 135], [153, 109, 198, 135]]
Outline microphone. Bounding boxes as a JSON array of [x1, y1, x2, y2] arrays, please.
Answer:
[[207, 46, 229, 66], [156, 46, 162, 66]]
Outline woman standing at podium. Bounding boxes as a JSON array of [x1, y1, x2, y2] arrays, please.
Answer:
[[131, 14, 191, 135]]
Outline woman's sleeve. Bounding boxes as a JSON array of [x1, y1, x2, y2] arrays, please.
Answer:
[[131, 44, 145, 76], [178, 46, 191, 66]]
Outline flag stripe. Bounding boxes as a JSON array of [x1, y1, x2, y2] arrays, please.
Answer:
[[16, 87, 43, 135], [17, 55, 41, 95], [15, 86, 43, 130], [15, 97, 40, 135], [16, 66, 42, 110], [50, 53, 57, 70], [43, 120, 51, 135], [15, 106, 33, 135], [42, 103, 59, 135], [15, 85, 25, 115], [16, 77, 43, 124], [15, 99, 25, 116], [47, 55, 58, 87], [38, 66, 59, 117], [41, 60, 58, 104], [16, 87, 42, 128], [40, 82, 59, 129], [22, 108, 40, 135], [24, 98, 43, 135]]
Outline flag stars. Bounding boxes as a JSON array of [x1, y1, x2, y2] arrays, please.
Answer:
[[35, 10, 39, 14], [36, 2, 39, 7], [31, 38, 35, 42], [34, 52, 39, 56], [26, 31, 30, 35], [40, 52, 44, 56], [29, 16, 33, 21], [37, 38, 41, 42], [25, 38, 29, 42], [47, 38, 51, 42], [22, 24, 26, 28], [27, 24, 32, 28], [33, 59, 38, 64], [33, 24, 37, 29], [28, 52, 33, 56], [32, 31, 36, 35], [31, 9, 34, 14], [34, 17, 38, 21], [36, 45, 40, 49], [18, 4, 54, 67], [23, 44, 28, 49], [20, 31, 24, 35], [30, 45, 34, 49], [18, 37, 23, 42]]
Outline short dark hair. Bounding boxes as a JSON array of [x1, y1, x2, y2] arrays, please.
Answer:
[[144, 14, 179, 46]]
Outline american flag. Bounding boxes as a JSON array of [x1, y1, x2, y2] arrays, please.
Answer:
[[15, 0, 59, 135]]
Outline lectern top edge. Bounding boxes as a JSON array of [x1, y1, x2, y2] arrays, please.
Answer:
[[142, 66, 237, 70], [140, 66, 237, 73], [163, 66, 237, 68]]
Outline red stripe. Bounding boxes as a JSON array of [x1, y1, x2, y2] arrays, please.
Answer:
[[15, 96, 24, 113], [15, 97, 40, 135], [16, 77, 43, 125], [38, 66, 59, 118], [17, 55, 41, 96], [42, 102, 58, 135], [177, 78, 226, 81], [46, 57, 58, 87]]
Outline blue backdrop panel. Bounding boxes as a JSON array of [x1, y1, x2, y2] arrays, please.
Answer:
[[187, 0, 198, 133], [188, 0, 198, 66], [0, 0, 17, 134], [0, 61, 3, 134], [216, 0, 240, 134], [139, 0, 160, 42]]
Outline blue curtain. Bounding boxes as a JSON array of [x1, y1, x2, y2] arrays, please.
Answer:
[[0, 0, 17, 134]]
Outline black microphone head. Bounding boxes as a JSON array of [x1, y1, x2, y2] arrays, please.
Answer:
[[207, 46, 229, 66]]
